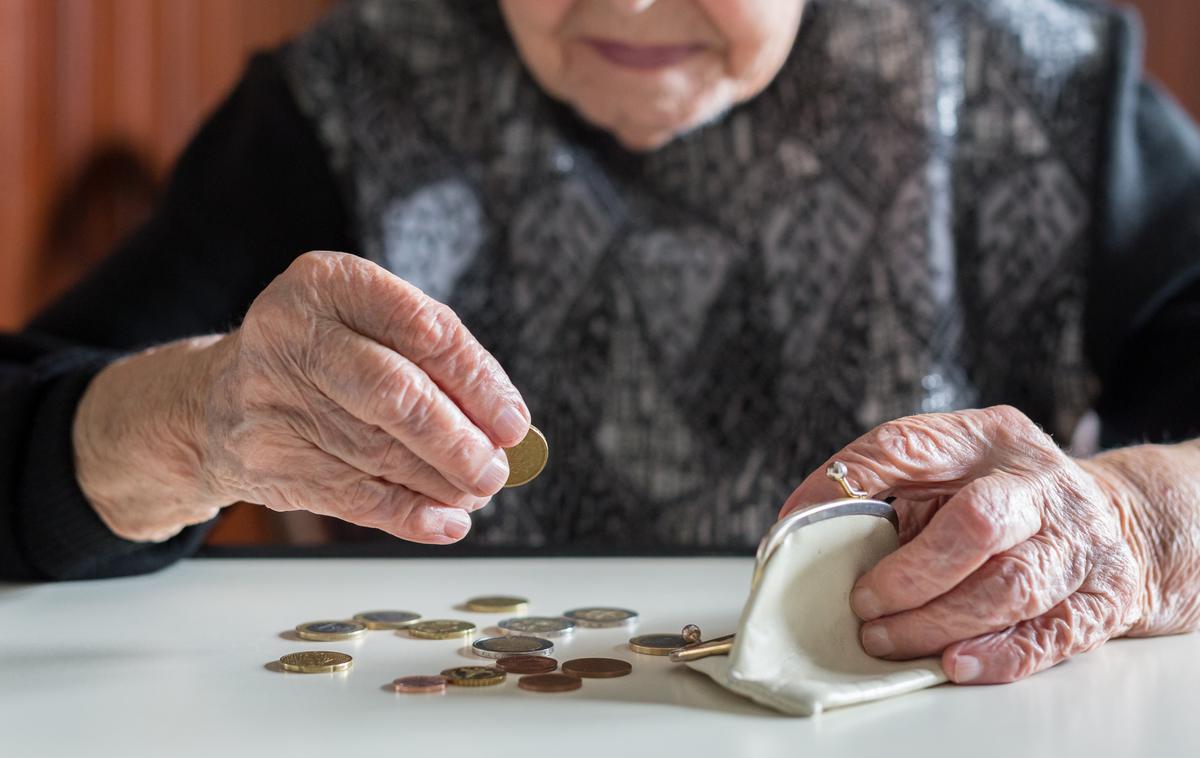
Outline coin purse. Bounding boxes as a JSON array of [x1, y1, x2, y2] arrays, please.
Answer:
[[686, 499, 946, 716]]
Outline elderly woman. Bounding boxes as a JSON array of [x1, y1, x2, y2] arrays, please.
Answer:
[[2, 0, 1199, 685]]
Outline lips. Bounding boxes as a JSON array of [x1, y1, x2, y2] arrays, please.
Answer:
[[583, 38, 707, 70]]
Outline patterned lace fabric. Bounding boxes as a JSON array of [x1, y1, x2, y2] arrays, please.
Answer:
[[281, 0, 1119, 549]]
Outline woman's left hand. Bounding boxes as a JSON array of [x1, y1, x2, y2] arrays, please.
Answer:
[[779, 405, 1152, 684]]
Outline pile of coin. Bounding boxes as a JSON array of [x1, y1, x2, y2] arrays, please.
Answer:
[[275, 595, 704, 697]]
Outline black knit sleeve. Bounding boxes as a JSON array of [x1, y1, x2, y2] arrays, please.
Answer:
[[1087, 12, 1200, 448], [0, 53, 353, 580]]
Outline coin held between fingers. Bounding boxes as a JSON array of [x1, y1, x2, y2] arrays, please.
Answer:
[[504, 425, 548, 488]]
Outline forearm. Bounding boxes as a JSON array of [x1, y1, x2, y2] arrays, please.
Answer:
[[73, 334, 232, 542], [1085, 439, 1200, 637]]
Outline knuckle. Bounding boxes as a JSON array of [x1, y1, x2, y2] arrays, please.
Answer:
[[870, 417, 942, 468], [985, 554, 1041, 620], [399, 298, 464, 361], [947, 494, 1004, 550], [288, 250, 337, 282], [373, 366, 437, 431], [343, 478, 394, 523]]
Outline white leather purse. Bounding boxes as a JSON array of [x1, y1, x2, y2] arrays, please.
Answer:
[[686, 499, 946, 715]]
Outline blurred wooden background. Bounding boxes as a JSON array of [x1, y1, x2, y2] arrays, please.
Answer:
[[0, 0, 1196, 545]]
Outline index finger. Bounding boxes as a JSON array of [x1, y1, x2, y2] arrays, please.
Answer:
[[778, 406, 1040, 518]]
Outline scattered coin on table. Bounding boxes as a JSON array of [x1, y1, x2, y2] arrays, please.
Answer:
[[441, 666, 507, 687], [465, 595, 529, 613], [294, 620, 367, 641], [278, 651, 353, 673], [407, 619, 477, 639], [391, 675, 448, 694], [472, 636, 554, 659], [562, 607, 639, 628], [503, 425, 548, 487], [518, 673, 582, 693], [498, 616, 575, 637], [496, 655, 559, 674], [353, 610, 421, 630], [629, 634, 689, 655], [561, 658, 633, 678]]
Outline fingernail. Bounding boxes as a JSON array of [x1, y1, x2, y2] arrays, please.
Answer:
[[493, 407, 528, 445], [476, 450, 510, 492], [953, 655, 981, 683], [862, 624, 894, 656], [851, 587, 884, 620], [442, 511, 471, 541]]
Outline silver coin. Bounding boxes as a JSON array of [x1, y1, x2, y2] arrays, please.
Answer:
[[294, 620, 367, 641], [471, 636, 555, 659], [497, 616, 577, 638], [352, 610, 421, 630], [562, 607, 639, 628]]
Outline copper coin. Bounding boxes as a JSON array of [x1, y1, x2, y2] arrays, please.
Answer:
[[561, 657, 633, 679], [391, 675, 448, 694], [518, 673, 582, 693], [496, 655, 558, 674]]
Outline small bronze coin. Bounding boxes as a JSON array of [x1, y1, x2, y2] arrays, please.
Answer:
[[518, 673, 582, 693], [496, 655, 558, 674], [391, 675, 448, 694], [561, 657, 633, 679]]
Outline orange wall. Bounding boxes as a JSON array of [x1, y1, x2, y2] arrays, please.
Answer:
[[0, 0, 334, 329]]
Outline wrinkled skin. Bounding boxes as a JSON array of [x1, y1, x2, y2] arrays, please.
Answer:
[[780, 405, 1200, 684], [76, 251, 530, 543]]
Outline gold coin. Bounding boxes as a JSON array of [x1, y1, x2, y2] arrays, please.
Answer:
[[294, 620, 367, 641], [408, 619, 477, 639], [466, 595, 529, 613], [628, 634, 689, 656], [278, 651, 353, 673], [503, 425, 548, 487], [441, 666, 506, 687]]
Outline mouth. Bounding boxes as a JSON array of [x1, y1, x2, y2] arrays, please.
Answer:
[[581, 38, 709, 71]]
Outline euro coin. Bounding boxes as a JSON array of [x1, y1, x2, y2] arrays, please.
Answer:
[[472, 636, 554, 659], [465, 595, 529, 613], [441, 666, 506, 687], [629, 634, 688, 656], [562, 607, 639, 628], [408, 619, 476, 639], [518, 673, 582, 693], [278, 651, 353, 673], [496, 656, 558, 674], [503, 425, 548, 487], [561, 658, 632, 679], [353, 610, 421, 630], [391, 675, 447, 694], [498, 616, 575, 637], [295, 620, 367, 641]]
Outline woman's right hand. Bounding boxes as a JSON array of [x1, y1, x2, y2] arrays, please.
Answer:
[[74, 251, 530, 544]]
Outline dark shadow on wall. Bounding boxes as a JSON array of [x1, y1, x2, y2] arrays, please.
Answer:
[[31, 142, 159, 315]]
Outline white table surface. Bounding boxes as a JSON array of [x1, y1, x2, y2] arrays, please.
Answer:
[[0, 557, 1195, 758]]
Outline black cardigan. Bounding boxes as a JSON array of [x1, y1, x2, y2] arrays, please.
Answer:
[[2, 34, 1199, 579]]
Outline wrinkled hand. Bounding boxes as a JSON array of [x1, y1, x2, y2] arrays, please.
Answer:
[[779, 406, 1150, 684], [199, 251, 529, 543]]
